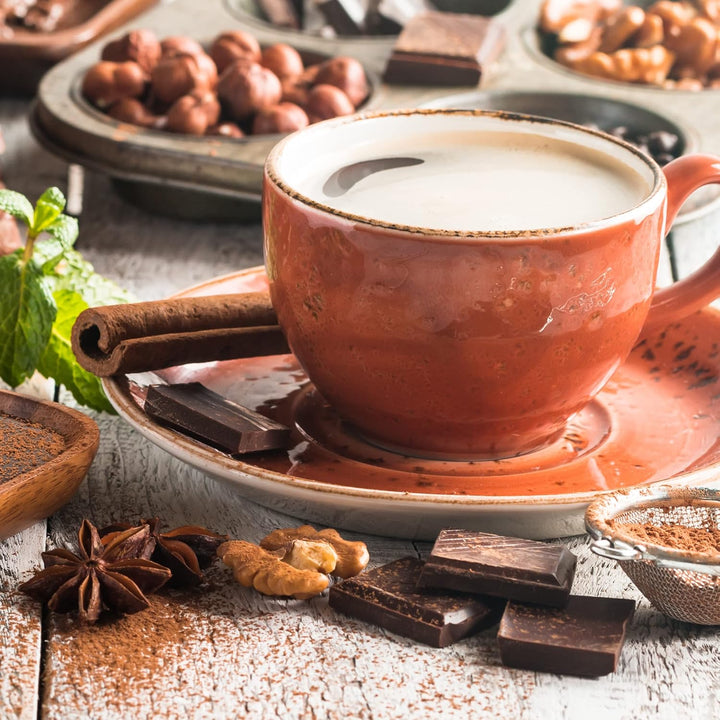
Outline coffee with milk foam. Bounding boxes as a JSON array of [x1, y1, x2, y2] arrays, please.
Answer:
[[300, 130, 650, 233]]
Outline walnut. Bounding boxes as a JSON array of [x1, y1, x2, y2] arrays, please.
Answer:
[[283, 539, 338, 573], [665, 16, 718, 75], [217, 59, 282, 120], [167, 91, 221, 135], [81, 61, 147, 108], [554, 25, 603, 65], [630, 12, 665, 48], [260, 525, 369, 579], [598, 6, 646, 53], [314, 56, 368, 107], [150, 53, 217, 105], [217, 540, 329, 599], [210, 30, 262, 73], [557, 16, 596, 43], [101, 29, 161, 74], [540, 0, 620, 34], [261, 43, 304, 79], [646, 0, 697, 37], [574, 45, 675, 83], [252, 102, 309, 134]]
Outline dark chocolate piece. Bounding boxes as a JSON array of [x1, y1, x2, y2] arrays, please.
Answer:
[[316, 0, 366, 35], [257, 0, 301, 28], [383, 11, 506, 86], [144, 382, 290, 455], [329, 556, 504, 648], [497, 595, 636, 677], [417, 529, 576, 607]]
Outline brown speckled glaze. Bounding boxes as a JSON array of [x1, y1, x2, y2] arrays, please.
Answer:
[[263, 110, 720, 458]]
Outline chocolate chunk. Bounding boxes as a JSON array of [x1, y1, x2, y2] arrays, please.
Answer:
[[417, 529, 576, 607], [329, 556, 504, 647], [144, 382, 290, 455], [497, 595, 635, 676], [316, 0, 367, 34], [383, 11, 506, 86]]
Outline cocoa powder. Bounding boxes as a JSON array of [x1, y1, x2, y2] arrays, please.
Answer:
[[0, 412, 65, 483], [610, 520, 720, 553]]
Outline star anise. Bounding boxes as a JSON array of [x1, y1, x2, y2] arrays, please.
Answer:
[[102, 518, 228, 587], [18, 519, 171, 624]]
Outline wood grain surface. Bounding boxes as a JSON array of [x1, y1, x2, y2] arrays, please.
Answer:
[[1, 89, 719, 720]]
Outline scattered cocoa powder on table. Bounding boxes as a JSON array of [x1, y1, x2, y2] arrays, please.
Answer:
[[0, 412, 65, 483], [610, 521, 720, 554]]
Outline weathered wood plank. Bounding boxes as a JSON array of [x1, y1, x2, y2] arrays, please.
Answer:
[[0, 522, 45, 720]]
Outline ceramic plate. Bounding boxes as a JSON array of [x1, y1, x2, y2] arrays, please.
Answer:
[[104, 267, 720, 539]]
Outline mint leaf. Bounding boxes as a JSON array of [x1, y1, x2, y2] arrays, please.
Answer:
[[32, 187, 66, 234], [45, 215, 79, 249], [0, 252, 57, 388], [47, 247, 134, 306], [0, 189, 33, 227], [37, 290, 115, 413]]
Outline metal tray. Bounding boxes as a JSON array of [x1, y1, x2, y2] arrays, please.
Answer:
[[31, 0, 720, 224], [0, 0, 157, 95]]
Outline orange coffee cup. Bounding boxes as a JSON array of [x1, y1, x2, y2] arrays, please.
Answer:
[[263, 110, 720, 458]]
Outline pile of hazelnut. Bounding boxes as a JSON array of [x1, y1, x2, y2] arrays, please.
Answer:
[[539, 0, 720, 89], [81, 29, 369, 137]]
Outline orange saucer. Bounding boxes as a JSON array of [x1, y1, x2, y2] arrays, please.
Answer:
[[105, 268, 720, 539]]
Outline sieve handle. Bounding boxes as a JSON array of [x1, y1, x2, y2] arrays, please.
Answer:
[[590, 537, 642, 561]]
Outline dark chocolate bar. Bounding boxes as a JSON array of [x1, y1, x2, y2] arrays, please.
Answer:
[[316, 0, 366, 35], [144, 382, 289, 455], [329, 556, 504, 648], [497, 595, 636, 677], [257, 0, 301, 28], [417, 529, 576, 607], [383, 11, 506, 86]]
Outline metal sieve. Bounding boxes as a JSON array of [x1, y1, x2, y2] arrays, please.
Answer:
[[585, 485, 720, 625]]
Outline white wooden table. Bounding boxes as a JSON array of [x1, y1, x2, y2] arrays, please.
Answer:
[[1, 97, 719, 720]]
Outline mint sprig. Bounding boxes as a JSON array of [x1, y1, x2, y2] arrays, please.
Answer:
[[0, 187, 131, 412]]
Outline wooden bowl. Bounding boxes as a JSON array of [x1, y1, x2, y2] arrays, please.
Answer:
[[0, 389, 100, 541]]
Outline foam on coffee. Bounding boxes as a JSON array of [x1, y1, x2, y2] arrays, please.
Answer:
[[291, 129, 651, 232]]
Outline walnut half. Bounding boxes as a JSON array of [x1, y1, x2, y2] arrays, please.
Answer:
[[260, 525, 369, 579], [217, 540, 329, 600]]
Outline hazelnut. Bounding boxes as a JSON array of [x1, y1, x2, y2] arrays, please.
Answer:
[[161, 36, 205, 59], [217, 59, 282, 119], [260, 43, 304, 79], [150, 53, 217, 105], [107, 98, 166, 129], [314, 56, 368, 108], [281, 76, 311, 107], [101, 29, 161, 74], [252, 102, 309, 134], [300, 63, 321, 85], [207, 122, 245, 138], [166, 91, 221, 135], [306, 84, 354, 122], [82, 61, 147, 108], [210, 30, 262, 73]]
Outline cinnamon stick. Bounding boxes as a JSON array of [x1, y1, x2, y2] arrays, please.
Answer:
[[71, 292, 291, 377]]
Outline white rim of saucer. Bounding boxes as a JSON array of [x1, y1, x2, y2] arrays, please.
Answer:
[[265, 108, 666, 239]]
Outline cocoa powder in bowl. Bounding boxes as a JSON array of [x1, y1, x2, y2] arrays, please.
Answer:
[[0, 412, 65, 483]]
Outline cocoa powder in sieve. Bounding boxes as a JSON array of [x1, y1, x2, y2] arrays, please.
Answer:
[[609, 521, 720, 554], [0, 412, 65, 483]]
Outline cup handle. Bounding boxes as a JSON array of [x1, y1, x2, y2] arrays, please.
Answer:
[[642, 154, 720, 333]]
